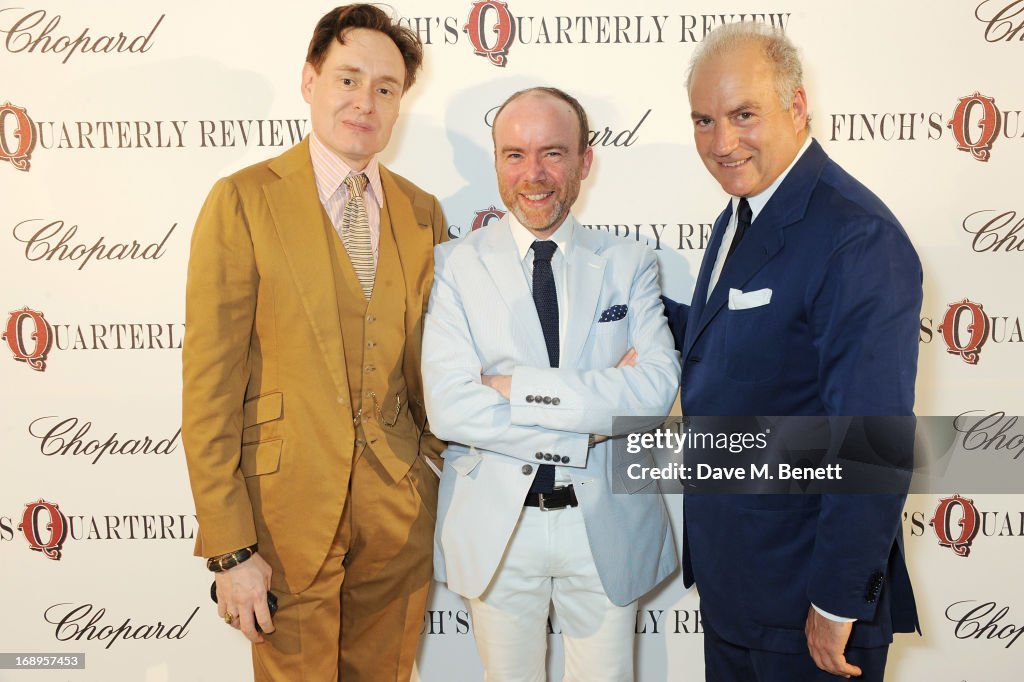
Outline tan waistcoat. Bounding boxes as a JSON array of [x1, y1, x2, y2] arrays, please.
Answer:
[[326, 196, 421, 474]]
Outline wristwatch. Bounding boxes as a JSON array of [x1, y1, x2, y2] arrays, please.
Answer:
[[206, 544, 258, 572]]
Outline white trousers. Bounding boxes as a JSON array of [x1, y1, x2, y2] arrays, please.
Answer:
[[468, 504, 637, 682]]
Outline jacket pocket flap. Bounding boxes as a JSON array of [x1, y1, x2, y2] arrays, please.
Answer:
[[447, 450, 483, 476], [413, 204, 432, 227], [617, 451, 657, 494], [242, 392, 283, 427], [240, 439, 282, 477]]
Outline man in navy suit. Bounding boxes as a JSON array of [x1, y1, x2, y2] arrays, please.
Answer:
[[662, 23, 921, 680]]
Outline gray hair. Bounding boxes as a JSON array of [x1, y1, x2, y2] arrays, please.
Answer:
[[687, 22, 804, 111]]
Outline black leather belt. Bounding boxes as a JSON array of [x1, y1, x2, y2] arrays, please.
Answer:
[[524, 485, 578, 511]]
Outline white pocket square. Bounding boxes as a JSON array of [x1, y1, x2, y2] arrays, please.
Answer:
[[728, 287, 772, 310]]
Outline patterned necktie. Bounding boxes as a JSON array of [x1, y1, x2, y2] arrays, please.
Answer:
[[724, 197, 752, 264], [529, 240, 559, 493], [341, 173, 375, 299]]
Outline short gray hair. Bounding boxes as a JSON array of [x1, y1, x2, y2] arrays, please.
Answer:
[[687, 22, 803, 111]]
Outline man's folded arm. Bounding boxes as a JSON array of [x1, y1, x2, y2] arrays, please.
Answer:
[[422, 246, 590, 467], [509, 249, 681, 436]]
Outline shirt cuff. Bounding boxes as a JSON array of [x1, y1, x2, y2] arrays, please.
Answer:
[[812, 603, 856, 623]]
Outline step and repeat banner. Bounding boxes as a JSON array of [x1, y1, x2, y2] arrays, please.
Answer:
[[2, 1, 1022, 680]]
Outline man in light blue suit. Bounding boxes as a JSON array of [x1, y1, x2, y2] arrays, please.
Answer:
[[662, 23, 921, 681], [422, 87, 680, 681]]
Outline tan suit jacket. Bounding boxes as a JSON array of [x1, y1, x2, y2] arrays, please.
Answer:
[[182, 138, 445, 593]]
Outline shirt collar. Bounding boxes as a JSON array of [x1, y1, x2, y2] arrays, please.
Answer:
[[308, 133, 384, 208], [509, 212, 575, 262], [732, 135, 813, 221]]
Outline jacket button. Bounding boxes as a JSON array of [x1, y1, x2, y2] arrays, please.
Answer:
[[543, 453, 553, 461], [552, 397, 560, 405], [556, 455, 566, 463], [535, 452, 544, 460], [522, 464, 533, 475], [542, 396, 552, 405], [526, 395, 535, 403]]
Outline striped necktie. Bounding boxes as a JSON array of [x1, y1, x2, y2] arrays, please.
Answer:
[[341, 173, 375, 299]]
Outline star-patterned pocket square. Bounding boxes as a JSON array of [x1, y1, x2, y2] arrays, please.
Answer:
[[599, 304, 628, 322]]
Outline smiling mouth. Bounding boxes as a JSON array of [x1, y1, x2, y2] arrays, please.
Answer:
[[521, 191, 554, 202], [719, 158, 750, 169]]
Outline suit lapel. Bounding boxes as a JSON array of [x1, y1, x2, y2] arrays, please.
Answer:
[[265, 139, 350, 397], [380, 165, 435, 417], [684, 140, 828, 357], [694, 212, 785, 341], [563, 222, 606, 368], [683, 205, 730, 358], [381, 166, 433, 313], [479, 219, 550, 366]]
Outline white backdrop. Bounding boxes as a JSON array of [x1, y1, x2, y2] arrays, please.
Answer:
[[2, 1, 1023, 680]]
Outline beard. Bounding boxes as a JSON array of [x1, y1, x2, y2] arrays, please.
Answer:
[[498, 174, 581, 235]]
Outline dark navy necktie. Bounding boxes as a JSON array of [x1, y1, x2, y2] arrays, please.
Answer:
[[529, 240, 558, 493], [724, 197, 752, 264]]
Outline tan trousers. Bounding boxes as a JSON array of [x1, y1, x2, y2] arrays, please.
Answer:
[[252, 451, 438, 682]]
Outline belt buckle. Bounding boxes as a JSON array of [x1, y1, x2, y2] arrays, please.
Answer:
[[537, 488, 569, 512]]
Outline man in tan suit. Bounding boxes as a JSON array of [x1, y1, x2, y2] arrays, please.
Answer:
[[182, 5, 445, 680]]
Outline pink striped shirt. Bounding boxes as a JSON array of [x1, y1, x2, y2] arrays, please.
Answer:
[[308, 133, 384, 262]]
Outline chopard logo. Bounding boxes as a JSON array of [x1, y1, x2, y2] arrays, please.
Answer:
[[0, 9, 164, 64], [975, 1, 1024, 41]]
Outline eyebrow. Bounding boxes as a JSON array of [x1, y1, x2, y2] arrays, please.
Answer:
[[691, 100, 763, 120], [499, 143, 570, 154], [331, 65, 401, 86]]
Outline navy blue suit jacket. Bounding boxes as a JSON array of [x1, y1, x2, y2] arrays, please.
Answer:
[[664, 140, 921, 653]]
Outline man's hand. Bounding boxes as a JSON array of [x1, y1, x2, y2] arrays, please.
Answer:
[[480, 373, 512, 399], [616, 347, 637, 368], [215, 552, 275, 643], [592, 348, 638, 444], [805, 606, 861, 678]]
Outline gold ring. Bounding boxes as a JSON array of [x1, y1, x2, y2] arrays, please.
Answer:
[[224, 612, 234, 624]]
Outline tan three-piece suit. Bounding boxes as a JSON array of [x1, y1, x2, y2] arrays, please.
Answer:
[[182, 137, 445, 680]]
